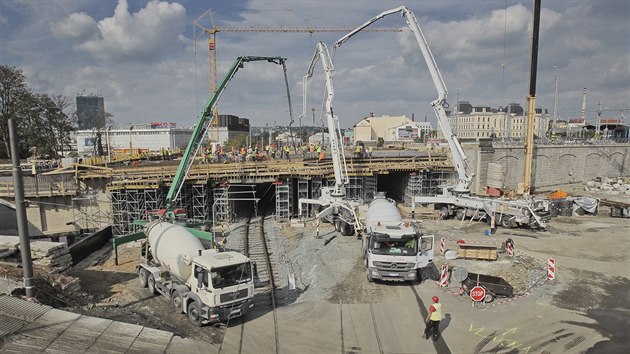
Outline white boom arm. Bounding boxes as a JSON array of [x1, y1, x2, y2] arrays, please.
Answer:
[[333, 6, 473, 193], [304, 41, 349, 196]]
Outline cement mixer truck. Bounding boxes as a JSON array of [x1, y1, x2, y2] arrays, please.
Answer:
[[137, 221, 254, 326], [362, 194, 434, 282]]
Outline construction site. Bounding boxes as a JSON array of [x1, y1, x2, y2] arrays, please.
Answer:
[[1, 3, 629, 354]]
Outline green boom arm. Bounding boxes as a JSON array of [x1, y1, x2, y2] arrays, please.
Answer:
[[164, 56, 287, 214]]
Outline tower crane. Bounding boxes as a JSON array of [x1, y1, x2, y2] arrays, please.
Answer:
[[192, 8, 401, 141]]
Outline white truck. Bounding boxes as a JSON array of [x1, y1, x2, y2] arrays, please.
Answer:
[[137, 221, 254, 326], [363, 194, 434, 282]]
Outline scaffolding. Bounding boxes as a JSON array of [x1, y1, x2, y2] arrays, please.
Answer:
[[363, 176, 377, 202], [213, 186, 230, 224], [311, 178, 323, 199], [275, 181, 291, 221], [346, 177, 363, 201], [297, 179, 310, 217], [110, 189, 129, 236], [144, 188, 164, 214], [192, 184, 210, 222], [404, 173, 423, 205]]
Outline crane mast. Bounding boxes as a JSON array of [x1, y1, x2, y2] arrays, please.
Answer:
[[298, 42, 360, 236], [162, 56, 288, 219], [304, 42, 349, 195], [333, 6, 473, 194]]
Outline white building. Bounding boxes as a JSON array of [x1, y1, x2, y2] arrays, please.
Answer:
[[387, 121, 432, 141], [444, 106, 550, 140], [75, 128, 193, 154], [354, 114, 431, 142]]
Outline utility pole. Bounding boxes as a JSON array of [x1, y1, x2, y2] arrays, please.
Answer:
[[523, 0, 541, 195], [9, 118, 35, 298], [596, 101, 602, 139], [552, 66, 559, 134]]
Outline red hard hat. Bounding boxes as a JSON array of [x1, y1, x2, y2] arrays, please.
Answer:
[[432, 296, 439, 303]]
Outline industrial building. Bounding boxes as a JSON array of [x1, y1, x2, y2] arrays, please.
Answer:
[[76, 93, 105, 130], [74, 127, 194, 154]]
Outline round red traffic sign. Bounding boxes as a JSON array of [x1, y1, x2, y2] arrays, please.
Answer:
[[470, 286, 486, 302]]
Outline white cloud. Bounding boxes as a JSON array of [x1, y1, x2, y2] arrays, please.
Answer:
[[0, 14, 8, 26], [51, 12, 97, 40], [57, 0, 187, 62]]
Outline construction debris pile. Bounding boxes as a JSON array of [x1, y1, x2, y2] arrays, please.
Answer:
[[0, 236, 73, 274], [585, 177, 630, 196]]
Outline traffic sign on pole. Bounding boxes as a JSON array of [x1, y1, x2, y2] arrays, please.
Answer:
[[470, 285, 486, 302]]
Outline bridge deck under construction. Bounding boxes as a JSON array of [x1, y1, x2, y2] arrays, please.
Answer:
[[104, 153, 450, 189]]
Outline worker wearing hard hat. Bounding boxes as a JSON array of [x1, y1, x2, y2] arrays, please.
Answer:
[[424, 296, 443, 340]]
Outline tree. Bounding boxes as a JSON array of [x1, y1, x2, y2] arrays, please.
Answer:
[[16, 93, 64, 159], [0, 65, 30, 158], [223, 134, 247, 151], [50, 95, 77, 158]]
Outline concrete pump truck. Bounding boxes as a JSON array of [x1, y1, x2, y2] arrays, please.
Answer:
[[332, 6, 549, 231], [136, 56, 291, 326]]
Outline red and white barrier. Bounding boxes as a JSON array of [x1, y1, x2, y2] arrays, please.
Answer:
[[439, 264, 449, 287], [440, 237, 446, 255], [547, 258, 556, 280], [507, 241, 514, 257]]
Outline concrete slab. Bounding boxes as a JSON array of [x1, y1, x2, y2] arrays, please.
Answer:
[[0, 314, 26, 337], [46, 315, 113, 353], [1, 309, 79, 352], [127, 326, 174, 353], [88, 321, 144, 353], [0, 294, 51, 321], [221, 309, 277, 354], [167, 337, 217, 353], [277, 301, 341, 353], [340, 303, 379, 353]]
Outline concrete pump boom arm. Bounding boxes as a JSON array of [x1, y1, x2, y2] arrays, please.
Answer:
[[333, 6, 473, 193], [164, 56, 288, 213], [303, 42, 349, 195]]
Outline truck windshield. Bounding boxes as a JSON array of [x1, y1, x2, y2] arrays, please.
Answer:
[[370, 236, 417, 255], [211, 262, 252, 289]]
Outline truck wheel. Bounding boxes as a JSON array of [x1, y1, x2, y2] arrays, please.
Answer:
[[484, 293, 495, 303], [455, 209, 465, 220], [501, 217, 514, 228], [340, 222, 349, 236], [187, 302, 203, 327], [138, 269, 148, 288], [334, 219, 341, 232], [172, 291, 184, 314], [147, 275, 158, 295]]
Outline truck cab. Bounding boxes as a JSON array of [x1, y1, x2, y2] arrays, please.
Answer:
[[363, 223, 434, 282], [187, 250, 255, 323]]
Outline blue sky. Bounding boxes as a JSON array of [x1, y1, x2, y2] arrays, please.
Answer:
[[1, 0, 628, 129]]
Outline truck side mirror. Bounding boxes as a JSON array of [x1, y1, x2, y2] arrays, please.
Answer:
[[253, 262, 258, 277]]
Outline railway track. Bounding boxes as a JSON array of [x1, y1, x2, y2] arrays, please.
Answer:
[[220, 206, 281, 354]]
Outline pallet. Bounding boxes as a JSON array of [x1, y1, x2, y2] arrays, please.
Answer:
[[457, 244, 498, 261]]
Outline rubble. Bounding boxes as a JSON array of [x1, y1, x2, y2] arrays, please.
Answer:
[[585, 176, 630, 195]]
